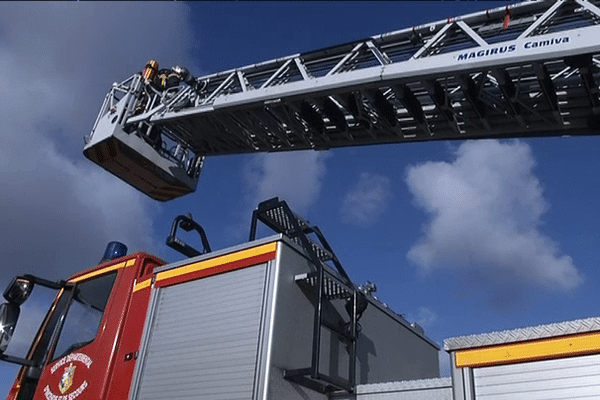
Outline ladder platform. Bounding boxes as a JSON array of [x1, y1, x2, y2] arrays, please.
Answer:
[[251, 198, 335, 262]]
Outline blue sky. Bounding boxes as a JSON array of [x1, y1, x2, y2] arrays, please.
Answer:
[[1, 1, 600, 394]]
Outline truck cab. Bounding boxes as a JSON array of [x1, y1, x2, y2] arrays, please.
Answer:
[[1, 245, 164, 400]]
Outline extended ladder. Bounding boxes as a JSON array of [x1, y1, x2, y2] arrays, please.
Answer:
[[84, 0, 600, 201]]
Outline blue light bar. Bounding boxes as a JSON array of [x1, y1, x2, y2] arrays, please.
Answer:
[[100, 241, 128, 263]]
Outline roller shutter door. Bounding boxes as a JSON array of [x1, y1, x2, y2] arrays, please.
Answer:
[[134, 263, 268, 400], [473, 353, 600, 399]]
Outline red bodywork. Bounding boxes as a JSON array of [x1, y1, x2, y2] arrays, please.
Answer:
[[6, 252, 165, 400]]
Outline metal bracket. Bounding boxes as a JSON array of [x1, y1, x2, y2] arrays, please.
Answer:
[[166, 214, 211, 257]]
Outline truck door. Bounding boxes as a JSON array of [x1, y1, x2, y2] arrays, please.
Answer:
[[28, 271, 118, 400]]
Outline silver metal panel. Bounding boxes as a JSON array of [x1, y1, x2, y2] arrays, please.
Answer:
[[263, 241, 440, 398], [261, 241, 329, 400], [451, 366, 476, 400], [333, 378, 452, 400], [133, 263, 268, 400], [251, 247, 278, 400], [357, 378, 453, 400], [355, 378, 452, 393], [473, 353, 600, 399], [450, 362, 476, 400], [444, 316, 600, 351]]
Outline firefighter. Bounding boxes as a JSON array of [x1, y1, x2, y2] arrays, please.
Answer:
[[153, 65, 192, 91]]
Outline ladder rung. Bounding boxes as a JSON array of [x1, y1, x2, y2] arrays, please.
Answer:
[[283, 369, 353, 393]]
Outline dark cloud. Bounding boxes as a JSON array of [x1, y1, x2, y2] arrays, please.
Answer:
[[0, 3, 196, 282]]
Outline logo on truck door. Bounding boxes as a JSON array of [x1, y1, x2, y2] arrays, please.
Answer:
[[43, 353, 92, 400], [58, 363, 75, 394]]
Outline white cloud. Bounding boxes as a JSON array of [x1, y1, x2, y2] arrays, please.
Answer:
[[244, 151, 330, 215], [405, 140, 583, 299], [341, 173, 391, 226], [0, 3, 195, 282], [416, 306, 438, 327]]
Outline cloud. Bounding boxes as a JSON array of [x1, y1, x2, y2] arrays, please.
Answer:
[[0, 3, 196, 282], [416, 306, 438, 327], [244, 151, 330, 215], [341, 173, 391, 226], [405, 140, 583, 301], [406, 306, 438, 330]]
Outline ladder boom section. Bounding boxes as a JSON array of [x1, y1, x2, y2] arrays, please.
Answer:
[[84, 0, 600, 201]]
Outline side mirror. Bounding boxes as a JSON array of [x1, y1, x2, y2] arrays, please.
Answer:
[[3, 277, 34, 306], [0, 303, 20, 354]]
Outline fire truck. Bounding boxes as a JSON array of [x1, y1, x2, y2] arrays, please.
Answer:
[[2, 0, 600, 399]]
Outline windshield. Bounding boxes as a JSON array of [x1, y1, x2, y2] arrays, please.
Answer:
[[51, 272, 116, 360]]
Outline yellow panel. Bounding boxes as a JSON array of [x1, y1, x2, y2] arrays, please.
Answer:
[[455, 331, 600, 368], [133, 278, 152, 292], [155, 242, 277, 283], [69, 261, 125, 283], [69, 258, 137, 283]]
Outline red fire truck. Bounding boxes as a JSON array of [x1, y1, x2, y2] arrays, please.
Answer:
[[0, 198, 442, 400], [4, 199, 600, 400]]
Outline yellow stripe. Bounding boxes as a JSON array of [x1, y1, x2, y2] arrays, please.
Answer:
[[156, 242, 277, 283], [69, 258, 137, 283], [455, 331, 600, 368], [133, 278, 152, 292]]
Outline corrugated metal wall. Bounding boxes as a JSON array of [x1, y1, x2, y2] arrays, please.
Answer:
[[133, 264, 268, 400], [473, 353, 600, 399]]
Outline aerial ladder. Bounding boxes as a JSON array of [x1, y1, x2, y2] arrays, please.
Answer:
[[84, 0, 600, 201]]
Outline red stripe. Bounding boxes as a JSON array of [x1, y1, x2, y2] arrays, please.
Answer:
[[156, 251, 276, 288]]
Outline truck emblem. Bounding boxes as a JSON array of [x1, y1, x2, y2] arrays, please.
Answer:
[[58, 363, 75, 394], [43, 353, 92, 400]]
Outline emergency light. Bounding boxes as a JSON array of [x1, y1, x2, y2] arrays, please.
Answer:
[[101, 241, 128, 263]]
